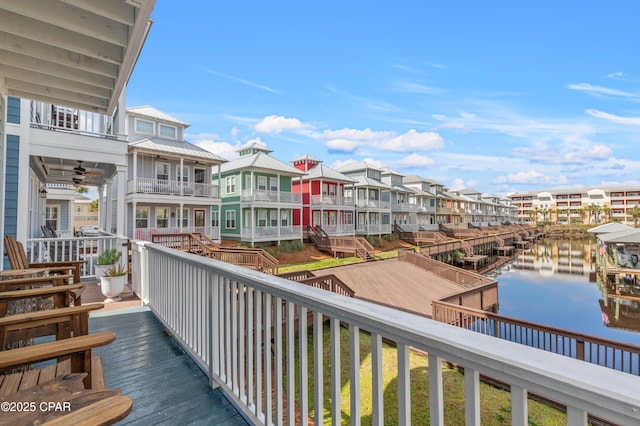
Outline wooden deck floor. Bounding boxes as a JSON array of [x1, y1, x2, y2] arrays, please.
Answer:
[[327, 258, 464, 318], [90, 307, 248, 425]]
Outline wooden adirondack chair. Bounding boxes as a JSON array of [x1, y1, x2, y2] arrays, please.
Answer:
[[4, 235, 85, 283]]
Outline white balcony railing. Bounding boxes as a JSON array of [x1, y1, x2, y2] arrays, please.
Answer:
[[355, 223, 392, 234], [131, 242, 640, 426], [30, 101, 114, 137], [241, 226, 302, 241], [309, 194, 354, 207], [355, 199, 390, 209], [241, 190, 302, 204], [319, 224, 355, 235], [25, 234, 123, 279], [134, 226, 220, 242], [127, 178, 220, 198], [391, 202, 420, 211]]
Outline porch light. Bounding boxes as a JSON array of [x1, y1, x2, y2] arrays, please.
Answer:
[[40, 188, 48, 199]]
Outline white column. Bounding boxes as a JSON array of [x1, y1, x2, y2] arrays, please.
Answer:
[[115, 165, 126, 237], [179, 202, 184, 232], [132, 201, 137, 238], [105, 180, 113, 233], [132, 151, 137, 193], [179, 158, 184, 196]]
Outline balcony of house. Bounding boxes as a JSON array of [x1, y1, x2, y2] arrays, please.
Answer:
[[126, 242, 640, 426], [355, 199, 390, 209], [241, 190, 302, 204], [355, 223, 392, 234], [127, 178, 220, 199], [319, 223, 355, 236], [134, 226, 220, 242], [241, 225, 302, 242], [30, 101, 116, 138], [391, 201, 420, 211], [309, 194, 354, 207]]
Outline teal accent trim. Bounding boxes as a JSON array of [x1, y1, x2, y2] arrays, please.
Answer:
[[7, 97, 20, 124]]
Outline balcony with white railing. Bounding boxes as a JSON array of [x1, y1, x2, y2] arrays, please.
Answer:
[[127, 178, 220, 199], [391, 201, 420, 211], [355, 223, 392, 234], [134, 226, 220, 242], [30, 101, 115, 138], [318, 224, 355, 235], [241, 190, 302, 204], [309, 194, 354, 207], [241, 225, 302, 241], [130, 242, 640, 426], [355, 199, 390, 209]]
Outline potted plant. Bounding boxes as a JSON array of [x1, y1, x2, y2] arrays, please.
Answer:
[[99, 262, 128, 303], [94, 248, 122, 281]]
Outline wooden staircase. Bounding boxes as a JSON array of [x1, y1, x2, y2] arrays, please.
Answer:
[[355, 237, 375, 261], [307, 226, 331, 252], [307, 226, 375, 261]]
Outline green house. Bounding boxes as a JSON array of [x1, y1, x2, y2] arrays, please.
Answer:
[[215, 142, 306, 246]]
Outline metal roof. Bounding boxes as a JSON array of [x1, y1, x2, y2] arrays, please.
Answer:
[[599, 229, 640, 244], [126, 106, 190, 127], [129, 137, 227, 163], [588, 222, 634, 234], [0, 0, 156, 115], [352, 175, 393, 189], [220, 152, 305, 176], [337, 160, 385, 174], [302, 164, 357, 183]]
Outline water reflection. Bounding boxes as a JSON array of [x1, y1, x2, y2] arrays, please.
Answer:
[[498, 239, 640, 345]]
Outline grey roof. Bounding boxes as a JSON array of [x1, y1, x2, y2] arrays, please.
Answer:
[[390, 184, 415, 194], [303, 164, 357, 183], [129, 137, 227, 162], [599, 229, 640, 243], [455, 188, 482, 195], [236, 141, 273, 153], [291, 154, 323, 163], [403, 175, 446, 187], [352, 175, 393, 189], [337, 160, 385, 174], [408, 187, 435, 197], [126, 106, 190, 127], [221, 152, 305, 175], [587, 222, 634, 234], [381, 167, 404, 177]]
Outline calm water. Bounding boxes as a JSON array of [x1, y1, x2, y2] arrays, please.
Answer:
[[493, 239, 640, 347]]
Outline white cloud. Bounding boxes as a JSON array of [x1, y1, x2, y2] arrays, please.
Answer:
[[204, 69, 281, 94], [586, 109, 640, 125], [568, 83, 638, 100], [321, 128, 444, 153], [395, 153, 435, 167], [393, 81, 442, 95], [330, 157, 385, 170], [254, 115, 313, 133], [562, 144, 612, 162], [449, 178, 466, 190], [188, 133, 239, 161], [492, 170, 567, 185]]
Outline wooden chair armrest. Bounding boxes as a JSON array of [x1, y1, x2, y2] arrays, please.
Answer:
[[0, 332, 116, 388], [0, 274, 72, 290], [0, 304, 103, 327], [29, 260, 87, 268], [0, 283, 84, 300]]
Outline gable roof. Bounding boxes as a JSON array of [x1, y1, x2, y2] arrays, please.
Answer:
[[127, 106, 190, 127], [337, 160, 385, 174], [588, 222, 634, 234], [352, 175, 393, 189], [129, 137, 226, 162], [302, 164, 357, 183], [599, 229, 640, 243], [220, 152, 305, 175]]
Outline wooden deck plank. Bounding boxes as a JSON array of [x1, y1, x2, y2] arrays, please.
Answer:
[[90, 309, 248, 426]]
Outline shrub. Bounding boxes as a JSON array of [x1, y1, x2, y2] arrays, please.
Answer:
[[97, 248, 121, 265], [366, 235, 382, 248], [264, 247, 277, 258], [279, 240, 292, 253], [289, 239, 304, 252], [383, 233, 398, 242]]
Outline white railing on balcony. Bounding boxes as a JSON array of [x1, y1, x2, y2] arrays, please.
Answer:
[[25, 234, 124, 279], [134, 226, 220, 242], [131, 242, 640, 426], [391, 202, 420, 211], [127, 178, 220, 198], [319, 224, 354, 235], [309, 194, 353, 207], [30, 101, 114, 137], [355, 223, 392, 234], [241, 190, 302, 204], [241, 226, 302, 241], [356, 199, 390, 209]]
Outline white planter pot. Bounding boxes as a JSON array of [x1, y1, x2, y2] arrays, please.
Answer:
[[94, 264, 113, 282], [99, 274, 128, 303]]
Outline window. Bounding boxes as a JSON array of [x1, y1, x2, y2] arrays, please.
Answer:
[[136, 207, 149, 228], [181, 208, 189, 227], [270, 211, 278, 227], [258, 210, 267, 227], [135, 118, 154, 135], [176, 165, 190, 182], [225, 210, 236, 229], [194, 168, 206, 184], [258, 176, 267, 191], [281, 211, 289, 227], [45, 206, 59, 231], [156, 207, 169, 228], [156, 162, 169, 180], [211, 210, 219, 227], [75, 206, 82, 214], [269, 177, 278, 192], [159, 124, 177, 139], [226, 176, 236, 194]]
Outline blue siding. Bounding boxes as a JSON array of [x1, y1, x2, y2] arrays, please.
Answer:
[[7, 97, 20, 124], [4, 135, 19, 269]]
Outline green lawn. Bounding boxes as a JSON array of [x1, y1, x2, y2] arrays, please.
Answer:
[[292, 324, 566, 425], [277, 248, 401, 274]]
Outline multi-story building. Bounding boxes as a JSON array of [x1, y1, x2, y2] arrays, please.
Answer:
[[508, 186, 639, 224], [381, 168, 421, 230], [123, 106, 226, 241], [215, 142, 305, 245], [291, 154, 356, 236], [337, 161, 392, 235]]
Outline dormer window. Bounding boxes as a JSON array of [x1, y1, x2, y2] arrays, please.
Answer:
[[160, 123, 177, 139], [135, 118, 154, 135]]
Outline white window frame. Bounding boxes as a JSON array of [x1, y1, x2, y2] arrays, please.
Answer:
[[159, 123, 177, 139], [258, 210, 267, 227], [45, 206, 59, 231], [211, 210, 219, 227], [194, 168, 206, 184], [156, 207, 169, 228], [270, 210, 278, 227], [156, 162, 170, 181], [258, 176, 267, 191], [135, 118, 154, 135], [176, 165, 190, 182], [269, 177, 278, 192], [280, 211, 289, 227], [181, 208, 189, 227], [226, 176, 236, 194], [225, 210, 236, 229], [136, 207, 149, 229]]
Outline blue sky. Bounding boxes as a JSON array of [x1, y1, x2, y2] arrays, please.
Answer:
[[125, 1, 640, 196]]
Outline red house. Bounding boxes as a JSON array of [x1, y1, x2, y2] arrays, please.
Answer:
[[291, 155, 357, 236]]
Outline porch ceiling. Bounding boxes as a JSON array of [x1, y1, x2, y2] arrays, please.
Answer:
[[36, 156, 115, 187], [0, 0, 155, 115]]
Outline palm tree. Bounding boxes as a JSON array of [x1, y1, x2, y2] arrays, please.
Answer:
[[602, 205, 612, 223], [577, 207, 588, 224], [628, 205, 640, 227], [89, 199, 99, 212], [75, 186, 88, 194]]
